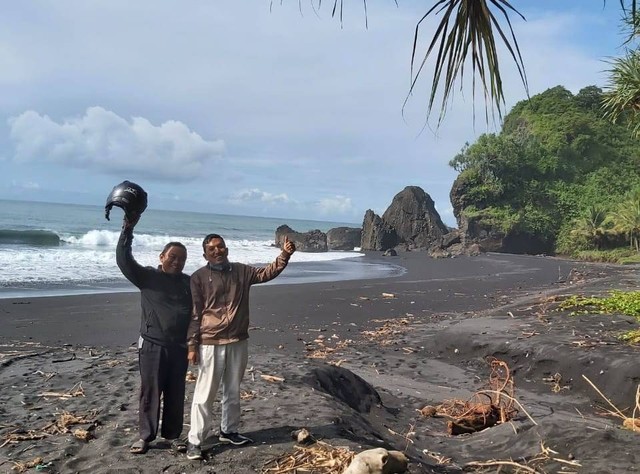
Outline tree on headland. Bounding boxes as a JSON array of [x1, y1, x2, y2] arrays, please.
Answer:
[[448, 85, 640, 257]]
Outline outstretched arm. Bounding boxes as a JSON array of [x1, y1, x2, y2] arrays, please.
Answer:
[[250, 235, 296, 285]]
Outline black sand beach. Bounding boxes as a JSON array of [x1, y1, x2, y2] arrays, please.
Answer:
[[1, 252, 639, 473]]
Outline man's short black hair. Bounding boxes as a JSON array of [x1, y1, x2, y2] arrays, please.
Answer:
[[202, 233, 224, 251], [161, 241, 186, 255]]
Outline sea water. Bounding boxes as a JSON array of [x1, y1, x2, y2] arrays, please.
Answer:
[[0, 199, 403, 298]]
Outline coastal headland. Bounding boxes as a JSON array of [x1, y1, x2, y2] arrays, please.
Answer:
[[1, 252, 639, 473]]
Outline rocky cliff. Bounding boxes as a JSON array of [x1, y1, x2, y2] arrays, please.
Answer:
[[450, 174, 553, 255]]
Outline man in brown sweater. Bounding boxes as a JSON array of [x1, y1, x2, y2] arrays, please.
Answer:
[[185, 233, 296, 460]]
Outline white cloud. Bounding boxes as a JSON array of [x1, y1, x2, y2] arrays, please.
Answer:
[[7, 107, 225, 181], [316, 195, 354, 215], [229, 188, 292, 205], [11, 180, 39, 190]]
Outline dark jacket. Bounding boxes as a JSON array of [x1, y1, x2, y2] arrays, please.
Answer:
[[187, 252, 290, 347], [116, 227, 192, 347]]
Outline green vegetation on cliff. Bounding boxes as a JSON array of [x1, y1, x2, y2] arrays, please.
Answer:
[[450, 85, 640, 260]]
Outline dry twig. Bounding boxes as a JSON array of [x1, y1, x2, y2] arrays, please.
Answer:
[[583, 375, 640, 432]]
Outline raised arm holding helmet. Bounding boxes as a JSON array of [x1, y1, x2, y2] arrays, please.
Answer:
[[110, 182, 192, 455]]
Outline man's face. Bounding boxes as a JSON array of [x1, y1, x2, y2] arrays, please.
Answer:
[[159, 246, 187, 274], [204, 237, 229, 265]]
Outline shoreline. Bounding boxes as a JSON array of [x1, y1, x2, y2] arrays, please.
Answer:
[[0, 254, 404, 301], [0, 252, 596, 348], [1, 252, 639, 473]]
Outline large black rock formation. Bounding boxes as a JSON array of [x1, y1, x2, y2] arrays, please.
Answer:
[[326, 227, 362, 251], [275, 224, 328, 252], [361, 186, 449, 251]]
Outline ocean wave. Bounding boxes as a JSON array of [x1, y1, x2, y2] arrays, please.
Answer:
[[0, 229, 61, 246], [60, 230, 276, 249]]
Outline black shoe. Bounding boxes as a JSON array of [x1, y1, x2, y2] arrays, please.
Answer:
[[186, 442, 203, 460], [169, 438, 187, 453], [219, 431, 253, 446]]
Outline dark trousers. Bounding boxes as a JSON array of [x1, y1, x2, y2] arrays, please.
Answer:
[[138, 339, 188, 442]]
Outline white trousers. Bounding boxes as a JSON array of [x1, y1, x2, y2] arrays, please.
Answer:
[[188, 340, 249, 445]]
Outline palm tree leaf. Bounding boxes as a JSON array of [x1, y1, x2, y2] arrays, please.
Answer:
[[408, 0, 528, 127]]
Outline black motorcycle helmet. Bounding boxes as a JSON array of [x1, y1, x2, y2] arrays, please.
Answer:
[[104, 180, 148, 221]]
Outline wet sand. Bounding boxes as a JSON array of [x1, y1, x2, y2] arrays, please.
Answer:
[[1, 252, 639, 473]]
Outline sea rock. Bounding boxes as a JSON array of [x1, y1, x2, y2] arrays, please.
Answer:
[[361, 186, 448, 251], [275, 225, 328, 253], [381, 186, 449, 250], [360, 210, 398, 251], [440, 230, 461, 248], [326, 227, 361, 251]]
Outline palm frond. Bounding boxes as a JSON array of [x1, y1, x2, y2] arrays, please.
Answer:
[[602, 51, 640, 136], [407, 0, 528, 127]]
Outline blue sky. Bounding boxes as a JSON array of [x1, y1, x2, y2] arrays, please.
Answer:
[[0, 1, 628, 226]]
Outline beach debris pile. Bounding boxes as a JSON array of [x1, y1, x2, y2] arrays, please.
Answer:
[[421, 358, 522, 435], [305, 335, 352, 362], [8, 456, 53, 473], [361, 317, 413, 346], [261, 438, 355, 474], [1, 409, 99, 447], [262, 430, 408, 474]]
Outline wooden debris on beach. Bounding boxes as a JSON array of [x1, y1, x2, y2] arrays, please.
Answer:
[[240, 389, 257, 400], [39, 382, 85, 399], [261, 374, 285, 383], [99, 358, 124, 368], [304, 335, 352, 361], [465, 440, 581, 473], [72, 428, 94, 442], [361, 317, 413, 346], [0, 430, 48, 447], [583, 375, 640, 433], [1, 410, 99, 448], [9, 456, 45, 473], [428, 358, 523, 435], [45, 410, 99, 435], [261, 440, 355, 474], [542, 372, 570, 393]]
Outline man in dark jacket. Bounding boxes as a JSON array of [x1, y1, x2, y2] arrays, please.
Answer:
[[116, 214, 192, 455]]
